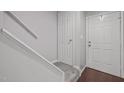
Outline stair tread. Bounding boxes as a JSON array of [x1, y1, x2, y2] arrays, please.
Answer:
[[54, 62, 80, 82]]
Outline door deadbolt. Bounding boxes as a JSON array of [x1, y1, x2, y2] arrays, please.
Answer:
[[88, 41, 91, 47]]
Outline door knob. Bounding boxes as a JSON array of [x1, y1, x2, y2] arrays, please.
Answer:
[[68, 39, 72, 44]]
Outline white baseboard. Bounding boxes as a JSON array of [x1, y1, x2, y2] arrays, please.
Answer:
[[51, 60, 58, 63], [73, 65, 86, 76], [73, 65, 81, 71], [80, 65, 86, 76]]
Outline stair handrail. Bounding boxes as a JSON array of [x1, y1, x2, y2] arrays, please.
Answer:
[[4, 11, 38, 39]]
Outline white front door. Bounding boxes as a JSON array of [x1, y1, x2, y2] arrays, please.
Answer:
[[58, 12, 73, 65], [87, 12, 121, 76]]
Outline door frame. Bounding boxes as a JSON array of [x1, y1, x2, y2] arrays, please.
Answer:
[[86, 11, 124, 78]]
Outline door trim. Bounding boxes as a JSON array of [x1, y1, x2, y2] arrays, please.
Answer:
[[121, 12, 124, 78], [86, 11, 124, 78]]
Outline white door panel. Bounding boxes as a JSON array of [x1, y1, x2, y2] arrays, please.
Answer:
[[87, 12, 121, 76], [58, 12, 73, 65]]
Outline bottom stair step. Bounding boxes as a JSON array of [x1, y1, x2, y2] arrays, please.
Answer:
[[54, 62, 80, 82]]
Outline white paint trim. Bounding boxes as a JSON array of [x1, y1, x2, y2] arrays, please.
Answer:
[[57, 12, 59, 62], [51, 60, 58, 63], [86, 17, 89, 66], [80, 66, 86, 76], [73, 65, 86, 76], [121, 12, 124, 78], [73, 65, 81, 71]]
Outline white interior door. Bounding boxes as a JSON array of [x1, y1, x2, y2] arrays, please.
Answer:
[[58, 12, 73, 65], [87, 12, 121, 76]]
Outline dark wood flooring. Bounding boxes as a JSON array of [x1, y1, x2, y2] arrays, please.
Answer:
[[78, 67, 124, 82]]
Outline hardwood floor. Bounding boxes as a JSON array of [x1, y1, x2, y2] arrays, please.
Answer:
[[78, 67, 124, 82]]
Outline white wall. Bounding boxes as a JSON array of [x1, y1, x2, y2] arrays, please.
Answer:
[[74, 12, 86, 69], [3, 11, 58, 62]]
